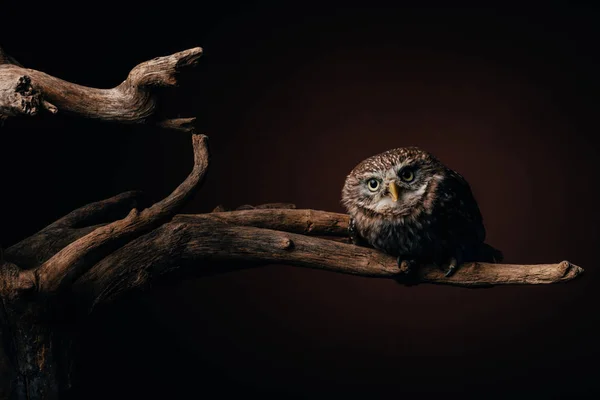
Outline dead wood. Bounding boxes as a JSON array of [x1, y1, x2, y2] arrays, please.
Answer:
[[32, 135, 209, 293], [72, 214, 583, 308], [6, 199, 583, 304], [0, 46, 202, 129]]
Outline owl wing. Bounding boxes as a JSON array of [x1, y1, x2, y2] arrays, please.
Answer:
[[436, 169, 486, 246]]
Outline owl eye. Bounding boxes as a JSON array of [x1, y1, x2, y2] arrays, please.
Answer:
[[399, 168, 415, 182], [367, 178, 380, 192]]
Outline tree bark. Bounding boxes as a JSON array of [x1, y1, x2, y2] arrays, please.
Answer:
[[73, 216, 583, 310], [0, 46, 202, 130], [0, 261, 72, 399]]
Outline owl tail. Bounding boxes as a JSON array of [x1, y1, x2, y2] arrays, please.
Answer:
[[475, 243, 504, 263]]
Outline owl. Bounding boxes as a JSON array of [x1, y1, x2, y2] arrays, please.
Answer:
[[341, 147, 502, 277]]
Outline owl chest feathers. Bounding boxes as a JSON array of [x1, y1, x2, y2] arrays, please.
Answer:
[[353, 210, 438, 257]]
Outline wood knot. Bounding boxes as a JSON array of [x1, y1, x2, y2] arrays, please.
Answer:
[[305, 220, 315, 233], [11, 75, 42, 116], [558, 260, 583, 280], [15, 75, 33, 95], [126, 208, 140, 219], [281, 238, 294, 250], [559, 260, 572, 276]]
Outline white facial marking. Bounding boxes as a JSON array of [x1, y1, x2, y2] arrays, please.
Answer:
[[372, 197, 397, 212], [401, 181, 427, 203]]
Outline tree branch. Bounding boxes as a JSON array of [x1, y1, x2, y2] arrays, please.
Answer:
[[6, 187, 583, 302], [174, 209, 349, 236], [5, 191, 146, 269], [8, 194, 582, 302], [0, 46, 202, 125], [73, 218, 583, 309], [33, 134, 210, 292], [48, 191, 147, 229]]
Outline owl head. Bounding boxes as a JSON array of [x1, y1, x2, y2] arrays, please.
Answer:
[[341, 147, 446, 218]]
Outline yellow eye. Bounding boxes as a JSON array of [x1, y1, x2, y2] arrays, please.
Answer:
[[367, 178, 380, 192], [399, 168, 415, 182]]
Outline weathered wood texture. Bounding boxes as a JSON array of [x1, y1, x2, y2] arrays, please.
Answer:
[[0, 46, 202, 130], [6, 203, 584, 307], [34, 134, 210, 293], [7, 199, 583, 307], [72, 216, 583, 309]]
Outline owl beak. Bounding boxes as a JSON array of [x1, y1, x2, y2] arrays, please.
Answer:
[[388, 181, 400, 202]]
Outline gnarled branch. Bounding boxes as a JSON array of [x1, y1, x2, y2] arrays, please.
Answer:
[[175, 209, 349, 236], [6, 197, 583, 304], [5, 191, 147, 269], [33, 134, 209, 292], [6, 188, 582, 303], [72, 216, 583, 308], [0, 46, 202, 128]]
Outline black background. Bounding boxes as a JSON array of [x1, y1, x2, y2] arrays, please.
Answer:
[[1, 2, 599, 398]]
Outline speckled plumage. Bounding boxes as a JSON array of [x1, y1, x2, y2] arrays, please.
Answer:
[[341, 147, 502, 275]]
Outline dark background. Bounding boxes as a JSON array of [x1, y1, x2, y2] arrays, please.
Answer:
[[1, 2, 599, 398]]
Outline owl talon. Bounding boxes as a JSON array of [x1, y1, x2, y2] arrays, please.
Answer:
[[444, 257, 458, 277], [397, 257, 415, 275]]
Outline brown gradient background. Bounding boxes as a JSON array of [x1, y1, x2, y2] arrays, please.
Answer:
[[1, 3, 599, 399]]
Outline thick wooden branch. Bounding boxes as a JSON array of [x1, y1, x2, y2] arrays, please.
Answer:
[[73, 217, 583, 308], [175, 209, 349, 236], [5, 191, 146, 269], [74, 220, 399, 307], [33, 134, 209, 292], [5, 189, 583, 301], [0, 46, 202, 126], [48, 191, 147, 229]]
